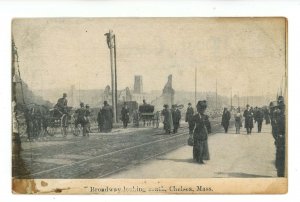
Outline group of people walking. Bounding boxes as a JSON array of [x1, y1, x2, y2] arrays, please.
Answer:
[[161, 104, 182, 134], [185, 98, 285, 169], [220, 104, 271, 135]]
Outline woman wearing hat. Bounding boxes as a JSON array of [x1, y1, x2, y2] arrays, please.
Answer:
[[192, 100, 211, 164]]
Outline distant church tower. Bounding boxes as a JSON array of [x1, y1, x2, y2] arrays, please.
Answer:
[[133, 75, 143, 94]]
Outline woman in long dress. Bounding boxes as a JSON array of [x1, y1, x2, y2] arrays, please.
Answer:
[[192, 100, 211, 164]]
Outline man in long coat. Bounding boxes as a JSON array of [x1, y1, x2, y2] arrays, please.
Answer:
[[121, 104, 130, 128], [271, 96, 286, 177], [255, 108, 264, 133], [161, 104, 173, 134], [243, 104, 254, 134], [172, 105, 181, 133], [192, 100, 211, 164], [97, 108, 104, 132], [102, 101, 113, 132], [221, 107, 231, 133], [185, 103, 194, 134], [264, 107, 271, 124]]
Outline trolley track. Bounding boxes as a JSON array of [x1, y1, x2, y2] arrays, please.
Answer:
[[19, 130, 189, 178], [17, 120, 225, 179]]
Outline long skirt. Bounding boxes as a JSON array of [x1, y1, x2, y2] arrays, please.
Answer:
[[193, 139, 210, 162]]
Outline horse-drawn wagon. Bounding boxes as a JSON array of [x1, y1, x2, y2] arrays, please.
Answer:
[[138, 104, 159, 127]]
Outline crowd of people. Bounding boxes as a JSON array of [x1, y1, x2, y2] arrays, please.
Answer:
[[220, 105, 272, 135], [55, 93, 286, 176], [183, 96, 285, 177]]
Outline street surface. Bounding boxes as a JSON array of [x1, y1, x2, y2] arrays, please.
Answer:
[[15, 120, 276, 179], [111, 123, 277, 178]]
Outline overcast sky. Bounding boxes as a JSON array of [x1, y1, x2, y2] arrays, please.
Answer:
[[13, 18, 286, 96]]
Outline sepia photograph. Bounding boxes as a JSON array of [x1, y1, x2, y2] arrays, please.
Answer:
[[11, 17, 287, 194]]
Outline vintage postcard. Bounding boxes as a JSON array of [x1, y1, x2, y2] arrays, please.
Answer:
[[12, 17, 287, 194]]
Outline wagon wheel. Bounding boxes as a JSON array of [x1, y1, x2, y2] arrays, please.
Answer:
[[61, 114, 68, 137], [46, 119, 56, 136], [47, 126, 56, 136]]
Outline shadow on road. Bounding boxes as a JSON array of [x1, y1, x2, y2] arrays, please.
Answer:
[[215, 172, 272, 178], [156, 157, 195, 164]]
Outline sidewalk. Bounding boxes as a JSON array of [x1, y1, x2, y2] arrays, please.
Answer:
[[110, 123, 277, 178]]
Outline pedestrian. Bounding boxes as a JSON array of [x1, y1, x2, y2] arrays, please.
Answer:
[[255, 107, 264, 133], [161, 104, 173, 134], [264, 107, 271, 125], [121, 103, 130, 128], [192, 100, 211, 164], [132, 109, 139, 127], [97, 108, 104, 132], [172, 105, 181, 133], [102, 101, 113, 132], [234, 107, 243, 134], [154, 111, 160, 128], [221, 107, 231, 133], [243, 104, 254, 134], [185, 103, 194, 135], [85, 104, 91, 133], [75, 102, 88, 136], [270, 96, 286, 177]]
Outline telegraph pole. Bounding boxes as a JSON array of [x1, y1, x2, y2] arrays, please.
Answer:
[[230, 87, 232, 110], [215, 79, 218, 109], [105, 30, 117, 123], [238, 91, 240, 107], [195, 66, 197, 107]]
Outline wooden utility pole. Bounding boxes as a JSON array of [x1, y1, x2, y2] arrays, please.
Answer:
[[215, 79, 218, 109], [195, 66, 197, 107], [238, 91, 240, 107], [105, 30, 117, 123], [230, 87, 232, 110]]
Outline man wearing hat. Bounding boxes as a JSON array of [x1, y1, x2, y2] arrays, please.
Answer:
[[254, 107, 264, 133], [221, 107, 231, 133], [185, 103, 195, 134], [192, 100, 211, 164], [172, 104, 181, 133], [55, 93, 68, 114], [270, 97, 286, 177], [243, 104, 254, 134], [74, 102, 88, 136], [121, 103, 130, 128], [161, 104, 173, 134]]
